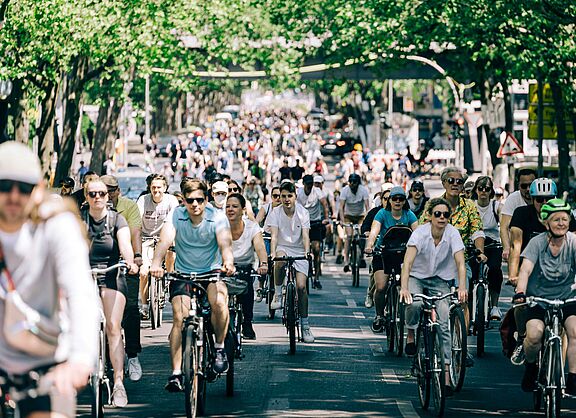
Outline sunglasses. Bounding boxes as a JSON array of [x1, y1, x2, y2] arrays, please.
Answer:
[[433, 211, 451, 219], [87, 191, 108, 198], [477, 186, 492, 192], [272, 194, 281, 199], [519, 183, 531, 190], [533, 196, 551, 204], [381, 195, 389, 200], [0, 179, 35, 195], [411, 188, 424, 192], [391, 196, 406, 202], [185, 197, 205, 204], [445, 178, 464, 186], [107, 187, 119, 193], [229, 188, 240, 193]]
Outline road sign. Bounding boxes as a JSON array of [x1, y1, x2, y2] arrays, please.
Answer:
[[497, 131, 523, 157], [527, 82, 575, 141], [528, 122, 575, 141], [529, 83, 553, 104]]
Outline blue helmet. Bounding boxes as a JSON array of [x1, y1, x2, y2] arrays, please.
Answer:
[[529, 178, 557, 197]]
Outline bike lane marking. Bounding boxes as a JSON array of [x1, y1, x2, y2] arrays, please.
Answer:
[[396, 399, 420, 417]]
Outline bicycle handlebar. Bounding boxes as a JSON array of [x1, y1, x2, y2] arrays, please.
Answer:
[[166, 270, 224, 283], [514, 296, 576, 309], [412, 292, 455, 303], [272, 256, 309, 262], [90, 262, 127, 275]]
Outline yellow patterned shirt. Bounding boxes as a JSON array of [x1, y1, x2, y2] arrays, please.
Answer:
[[419, 195, 484, 245]]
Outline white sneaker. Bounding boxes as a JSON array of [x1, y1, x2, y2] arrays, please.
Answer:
[[490, 306, 502, 321], [364, 294, 373, 309], [112, 382, 128, 407], [270, 294, 282, 310], [127, 357, 142, 382], [301, 325, 315, 343]]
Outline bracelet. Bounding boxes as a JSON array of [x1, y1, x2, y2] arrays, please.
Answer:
[[260, 261, 268, 265], [134, 253, 142, 258]]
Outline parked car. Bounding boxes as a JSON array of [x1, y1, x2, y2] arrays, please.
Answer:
[[319, 131, 361, 156]]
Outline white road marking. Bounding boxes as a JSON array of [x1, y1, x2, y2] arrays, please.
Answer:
[[353, 311, 365, 319], [336, 280, 346, 286], [346, 298, 357, 308], [396, 400, 420, 417], [360, 325, 372, 336], [381, 368, 400, 384], [370, 343, 386, 357], [266, 397, 290, 411], [340, 289, 351, 296]]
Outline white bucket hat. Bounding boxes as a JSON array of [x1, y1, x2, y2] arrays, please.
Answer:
[[0, 142, 42, 184]]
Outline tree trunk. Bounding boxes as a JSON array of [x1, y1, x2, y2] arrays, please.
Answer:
[[36, 83, 58, 180], [90, 96, 121, 174], [550, 82, 569, 195], [501, 79, 514, 133], [537, 80, 544, 177], [0, 99, 9, 143], [480, 79, 502, 169], [55, 56, 89, 183], [12, 80, 29, 144]]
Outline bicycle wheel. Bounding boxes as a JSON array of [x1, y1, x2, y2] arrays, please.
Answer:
[[183, 325, 200, 418], [225, 331, 235, 397], [449, 306, 467, 392], [235, 304, 243, 357], [267, 285, 276, 320], [286, 282, 297, 355], [156, 277, 164, 328], [386, 288, 396, 353], [430, 327, 446, 417], [475, 284, 486, 357], [534, 351, 544, 412], [394, 286, 405, 357], [416, 327, 430, 410], [149, 274, 158, 330], [91, 324, 106, 417], [545, 344, 562, 418]]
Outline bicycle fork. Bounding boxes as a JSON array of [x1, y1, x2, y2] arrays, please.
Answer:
[[471, 282, 489, 326]]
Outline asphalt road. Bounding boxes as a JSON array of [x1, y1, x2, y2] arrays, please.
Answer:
[[76, 253, 576, 418]]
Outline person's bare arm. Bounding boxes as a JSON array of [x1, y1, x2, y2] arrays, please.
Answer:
[[508, 226, 524, 283], [117, 227, 138, 274], [515, 258, 535, 295], [365, 220, 382, 252], [302, 227, 311, 255], [454, 250, 467, 302], [253, 232, 268, 275], [399, 246, 417, 304], [150, 222, 176, 277], [500, 214, 512, 260], [216, 227, 235, 275], [270, 226, 279, 258]]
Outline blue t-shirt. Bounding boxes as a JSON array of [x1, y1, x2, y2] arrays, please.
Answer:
[[374, 208, 417, 246], [168, 205, 230, 274]]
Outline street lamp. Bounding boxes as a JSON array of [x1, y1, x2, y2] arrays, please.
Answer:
[[0, 79, 12, 100]]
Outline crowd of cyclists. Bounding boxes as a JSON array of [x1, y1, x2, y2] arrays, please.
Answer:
[[2, 107, 576, 417]]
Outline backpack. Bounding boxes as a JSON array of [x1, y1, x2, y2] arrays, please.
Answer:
[[81, 207, 119, 244], [499, 307, 518, 358]]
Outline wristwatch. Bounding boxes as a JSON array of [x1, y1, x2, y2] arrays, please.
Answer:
[[134, 253, 142, 258]]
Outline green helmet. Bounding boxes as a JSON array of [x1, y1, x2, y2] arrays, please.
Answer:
[[540, 198, 572, 221]]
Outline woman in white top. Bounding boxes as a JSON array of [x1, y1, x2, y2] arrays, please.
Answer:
[[471, 176, 504, 320], [400, 198, 467, 390], [226, 193, 268, 340]]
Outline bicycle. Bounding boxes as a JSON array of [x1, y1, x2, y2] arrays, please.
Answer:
[[343, 223, 362, 287], [373, 225, 412, 356], [448, 291, 467, 393], [515, 296, 576, 418], [89, 262, 127, 417], [411, 291, 453, 417], [272, 255, 309, 354], [0, 367, 53, 418], [166, 270, 237, 418], [261, 234, 276, 320], [143, 237, 169, 330]]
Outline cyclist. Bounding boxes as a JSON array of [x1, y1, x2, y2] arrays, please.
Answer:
[[244, 178, 264, 216], [150, 178, 235, 392], [500, 168, 536, 263], [511, 199, 576, 395], [227, 180, 257, 221], [470, 176, 504, 320], [400, 197, 468, 393], [226, 193, 269, 339], [297, 175, 329, 290], [361, 183, 393, 308], [82, 179, 139, 407], [101, 175, 144, 381], [59, 176, 75, 197], [407, 179, 428, 218], [211, 180, 229, 212], [313, 175, 335, 253], [137, 174, 179, 319], [269, 182, 314, 343], [0, 143, 98, 418], [365, 186, 418, 332], [71, 170, 98, 210], [339, 173, 370, 273]]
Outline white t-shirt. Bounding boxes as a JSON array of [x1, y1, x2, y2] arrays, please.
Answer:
[[501, 190, 527, 217], [268, 203, 310, 254], [137, 193, 180, 238], [297, 187, 325, 221], [232, 219, 261, 265], [407, 223, 465, 281], [340, 185, 369, 217], [476, 200, 501, 242]]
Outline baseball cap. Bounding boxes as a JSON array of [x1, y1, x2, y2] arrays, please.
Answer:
[[381, 182, 394, 193], [389, 186, 406, 198], [302, 175, 314, 185], [0, 142, 42, 184], [100, 175, 119, 188], [212, 181, 229, 194], [313, 175, 324, 183], [410, 180, 424, 190], [59, 176, 75, 188]]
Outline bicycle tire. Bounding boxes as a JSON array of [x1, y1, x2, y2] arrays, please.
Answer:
[[394, 286, 405, 357], [197, 332, 208, 415], [286, 282, 297, 355], [225, 331, 235, 397], [353, 262, 360, 288], [90, 369, 104, 418], [183, 325, 199, 418], [430, 326, 446, 417], [545, 342, 562, 418], [534, 351, 543, 412], [416, 326, 430, 410], [475, 284, 486, 357], [350, 242, 357, 287], [235, 304, 243, 357], [149, 274, 158, 330], [156, 277, 165, 328], [267, 285, 276, 320], [386, 288, 396, 353], [449, 306, 467, 392]]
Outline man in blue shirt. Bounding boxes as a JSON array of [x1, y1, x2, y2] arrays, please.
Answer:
[[151, 178, 235, 392]]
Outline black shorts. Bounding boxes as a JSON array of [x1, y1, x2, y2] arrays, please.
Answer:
[[310, 221, 326, 242], [95, 269, 127, 297], [372, 252, 402, 275], [526, 303, 576, 324]]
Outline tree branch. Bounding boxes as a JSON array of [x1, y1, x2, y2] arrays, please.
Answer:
[[79, 55, 115, 90], [0, 0, 11, 28]]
